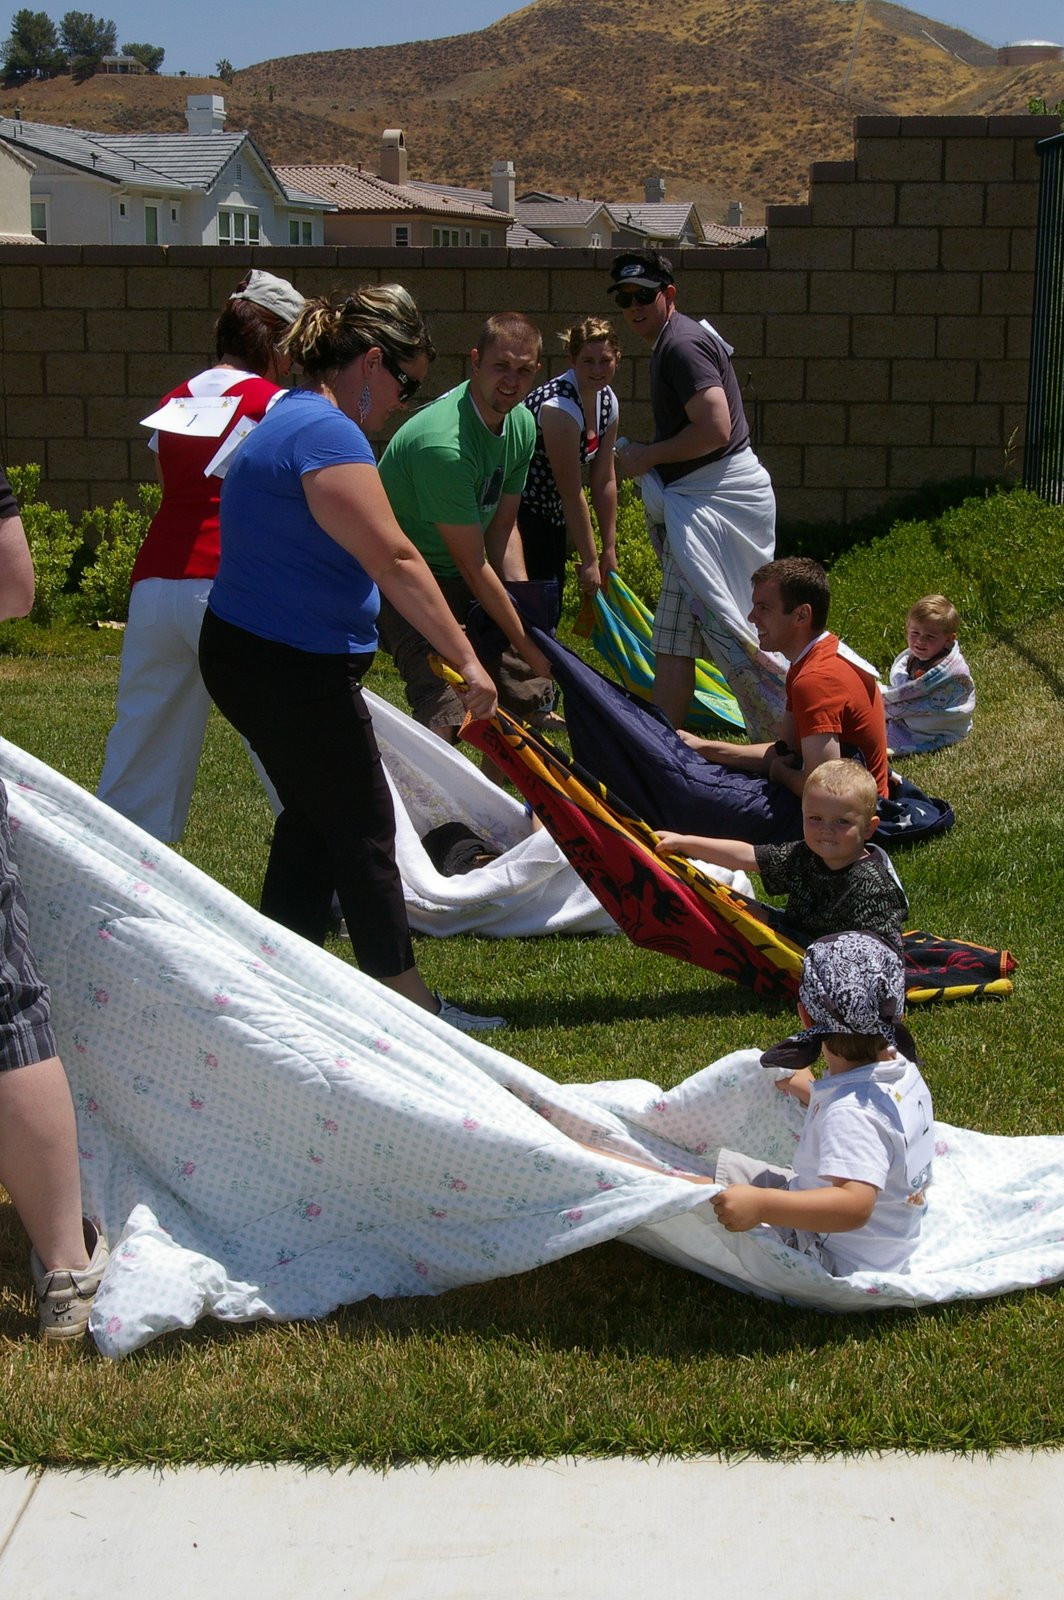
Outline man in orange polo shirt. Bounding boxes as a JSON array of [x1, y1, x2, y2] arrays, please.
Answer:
[[682, 556, 889, 799]]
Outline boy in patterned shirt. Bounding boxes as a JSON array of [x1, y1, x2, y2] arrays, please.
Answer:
[[655, 758, 907, 948]]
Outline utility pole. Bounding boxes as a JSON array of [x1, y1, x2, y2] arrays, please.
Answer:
[[842, 0, 869, 97]]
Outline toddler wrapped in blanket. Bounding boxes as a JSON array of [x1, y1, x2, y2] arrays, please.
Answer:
[[884, 594, 975, 755]]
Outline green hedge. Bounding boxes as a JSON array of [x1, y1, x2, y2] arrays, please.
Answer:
[[0, 466, 159, 635]]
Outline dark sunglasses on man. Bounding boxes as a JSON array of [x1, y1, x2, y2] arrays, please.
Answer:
[[381, 351, 421, 405], [613, 286, 661, 308]]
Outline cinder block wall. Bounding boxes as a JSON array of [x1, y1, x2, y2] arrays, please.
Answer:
[[0, 115, 1055, 524]]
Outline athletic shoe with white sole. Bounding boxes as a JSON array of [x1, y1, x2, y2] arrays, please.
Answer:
[[31, 1219, 109, 1342], [433, 993, 507, 1033]]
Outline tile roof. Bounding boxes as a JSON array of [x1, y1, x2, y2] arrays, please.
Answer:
[[0, 118, 315, 205], [702, 222, 767, 247], [514, 200, 611, 228], [606, 202, 704, 239], [416, 181, 492, 207], [507, 221, 553, 247], [419, 186, 605, 234], [0, 118, 188, 192], [517, 189, 578, 203], [275, 165, 508, 221], [94, 131, 252, 190]]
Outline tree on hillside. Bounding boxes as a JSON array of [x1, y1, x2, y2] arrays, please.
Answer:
[[121, 40, 163, 73], [2, 9, 65, 81], [215, 58, 234, 84], [59, 10, 115, 79]]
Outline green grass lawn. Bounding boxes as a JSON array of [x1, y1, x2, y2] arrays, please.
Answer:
[[0, 502, 1063, 1464]]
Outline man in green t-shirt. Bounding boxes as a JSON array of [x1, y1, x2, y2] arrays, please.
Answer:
[[378, 312, 554, 739]]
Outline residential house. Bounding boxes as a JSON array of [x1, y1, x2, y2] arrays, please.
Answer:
[[424, 167, 714, 249], [598, 177, 700, 248], [0, 137, 39, 244], [276, 131, 509, 248], [100, 54, 147, 75], [0, 96, 330, 247]]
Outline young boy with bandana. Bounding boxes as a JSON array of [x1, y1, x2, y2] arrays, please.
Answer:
[[711, 931, 935, 1275]]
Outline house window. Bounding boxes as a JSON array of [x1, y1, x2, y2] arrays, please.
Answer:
[[30, 199, 48, 242], [479, 231, 491, 247], [590, 232, 601, 248], [393, 224, 410, 247], [218, 209, 260, 245], [288, 219, 312, 245], [118, 201, 127, 219], [145, 203, 159, 245], [170, 205, 180, 225], [431, 227, 460, 247]]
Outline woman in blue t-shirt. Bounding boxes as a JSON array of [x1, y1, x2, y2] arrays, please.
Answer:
[[199, 287, 505, 1033]]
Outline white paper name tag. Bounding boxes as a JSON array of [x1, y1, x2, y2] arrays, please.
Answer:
[[139, 395, 239, 437], [203, 416, 257, 479]]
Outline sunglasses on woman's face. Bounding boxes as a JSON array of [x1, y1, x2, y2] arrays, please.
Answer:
[[614, 286, 661, 308], [381, 352, 421, 405]]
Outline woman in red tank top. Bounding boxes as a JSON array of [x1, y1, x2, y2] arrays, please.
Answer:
[[96, 271, 305, 842]]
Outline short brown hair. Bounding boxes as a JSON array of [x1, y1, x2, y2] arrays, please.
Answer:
[[751, 557, 831, 633], [908, 594, 960, 635], [214, 299, 287, 376], [823, 1032, 889, 1062], [476, 312, 543, 361], [802, 759, 878, 824]]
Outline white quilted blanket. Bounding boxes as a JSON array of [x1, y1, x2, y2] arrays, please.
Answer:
[[1, 740, 1061, 1357]]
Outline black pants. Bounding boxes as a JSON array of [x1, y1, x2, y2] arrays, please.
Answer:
[[199, 609, 414, 980]]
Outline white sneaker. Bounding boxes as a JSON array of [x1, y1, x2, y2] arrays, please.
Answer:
[[31, 1219, 109, 1342], [434, 993, 507, 1033]]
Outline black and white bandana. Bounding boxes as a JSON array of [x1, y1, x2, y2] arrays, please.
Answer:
[[760, 931, 918, 1071]]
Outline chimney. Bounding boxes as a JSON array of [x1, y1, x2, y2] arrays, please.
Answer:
[[727, 200, 743, 227], [644, 175, 665, 203], [491, 159, 515, 214], [186, 94, 226, 135], [380, 129, 408, 185]]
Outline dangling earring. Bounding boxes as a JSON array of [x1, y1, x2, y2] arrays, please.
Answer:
[[357, 383, 371, 424]]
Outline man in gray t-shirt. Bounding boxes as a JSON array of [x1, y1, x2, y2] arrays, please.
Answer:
[[610, 249, 775, 730]]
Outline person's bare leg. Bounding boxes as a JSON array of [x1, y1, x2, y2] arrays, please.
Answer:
[[379, 965, 438, 1013], [653, 652, 696, 731], [0, 1056, 89, 1269]]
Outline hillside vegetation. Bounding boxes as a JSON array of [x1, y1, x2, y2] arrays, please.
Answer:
[[2, 0, 1061, 218]]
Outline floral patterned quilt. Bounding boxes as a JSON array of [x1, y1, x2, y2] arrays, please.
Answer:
[[1, 740, 1060, 1357]]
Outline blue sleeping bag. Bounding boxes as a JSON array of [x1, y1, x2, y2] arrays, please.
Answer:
[[466, 586, 949, 850], [531, 628, 802, 845]]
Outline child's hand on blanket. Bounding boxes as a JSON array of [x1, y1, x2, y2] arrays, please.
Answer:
[[711, 1185, 767, 1232], [775, 1067, 815, 1106]]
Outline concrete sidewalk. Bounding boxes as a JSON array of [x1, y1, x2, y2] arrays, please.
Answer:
[[0, 1453, 1060, 1597]]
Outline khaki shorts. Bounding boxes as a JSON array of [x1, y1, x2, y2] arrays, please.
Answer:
[[377, 575, 553, 736]]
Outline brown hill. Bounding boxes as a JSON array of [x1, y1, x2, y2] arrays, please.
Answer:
[[2, 0, 1061, 221]]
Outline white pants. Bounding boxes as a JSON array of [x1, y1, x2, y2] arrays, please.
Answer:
[[97, 577, 216, 842], [641, 450, 784, 741]]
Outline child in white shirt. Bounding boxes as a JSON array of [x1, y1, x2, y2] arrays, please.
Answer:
[[712, 930, 934, 1274]]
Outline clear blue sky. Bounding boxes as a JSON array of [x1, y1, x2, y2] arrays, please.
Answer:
[[106, 1, 1064, 77]]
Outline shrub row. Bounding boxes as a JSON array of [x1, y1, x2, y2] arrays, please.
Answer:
[[3, 464, 159, 631]]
